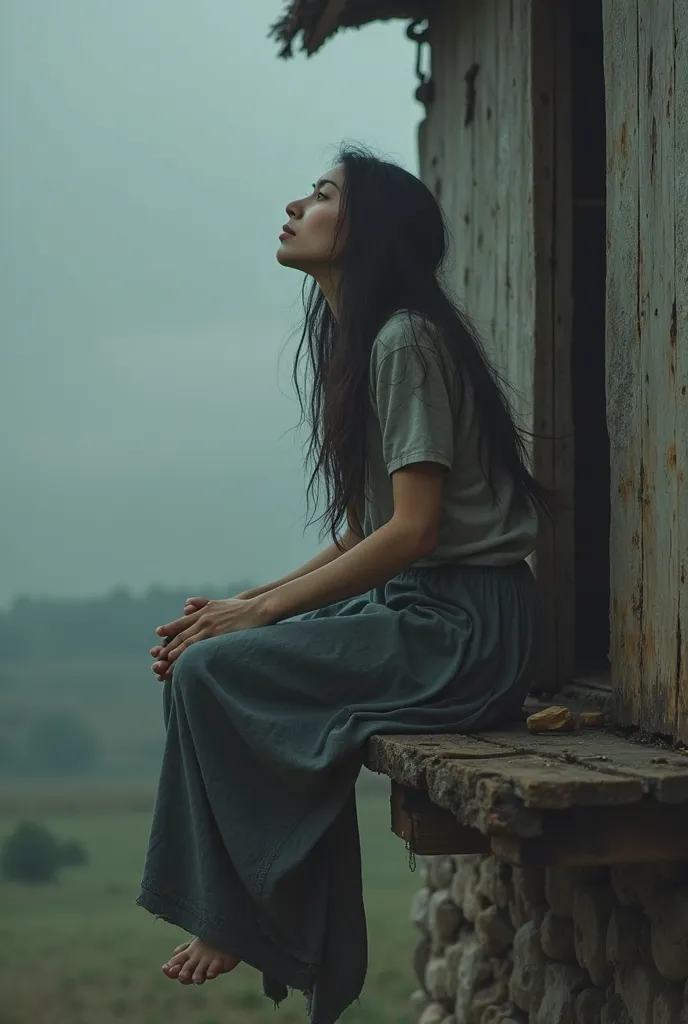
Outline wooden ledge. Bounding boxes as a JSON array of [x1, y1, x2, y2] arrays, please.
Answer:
[[364, 727, 688, 866]]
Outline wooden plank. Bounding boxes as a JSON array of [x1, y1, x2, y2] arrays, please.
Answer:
[[470, 0, 498, 348], [480, 757, 643, 810], [604, 0, 643, 730], [390, 781, 490, 855], [509, 0, 535, 434], [365, 733, 520, 787], [453, 0, 477, 310], [550, 1, 575, 693], [494, 0, 512, 393], [366, 734, 646, 842], [676, 0, 688, 745], [423, 0, 570, 692], [366, 729, 688, 818], [637, 0, 679, 736], [479, 728, 688, 802], [529, 0, 559, 692], [492, 799, 688, 867]]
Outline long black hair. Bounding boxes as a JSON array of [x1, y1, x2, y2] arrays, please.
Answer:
[[292, 143, 553, 544]]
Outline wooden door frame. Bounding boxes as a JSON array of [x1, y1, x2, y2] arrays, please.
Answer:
[[530, 0, 576, 692]]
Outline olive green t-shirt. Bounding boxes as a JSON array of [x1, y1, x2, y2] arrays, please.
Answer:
[[362, 311, 539, 566]]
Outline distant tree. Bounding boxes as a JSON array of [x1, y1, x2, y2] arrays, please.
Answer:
[[23, 713, 100, 775], [1, 822, 89, 883], [2, 822, 62, 882], [59, 839, 88, 867]]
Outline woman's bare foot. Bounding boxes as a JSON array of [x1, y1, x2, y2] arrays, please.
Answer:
[[162, 936, 241, 985]]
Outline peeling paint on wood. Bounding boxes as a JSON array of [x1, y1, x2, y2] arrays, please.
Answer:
[[606, 0, 686, 741]]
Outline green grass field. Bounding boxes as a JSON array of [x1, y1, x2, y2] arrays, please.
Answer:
[[0, 783, 417, 1024]]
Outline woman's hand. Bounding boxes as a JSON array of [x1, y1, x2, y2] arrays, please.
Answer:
[[151, 596, 209, 681], [151, 597, 270, 679]]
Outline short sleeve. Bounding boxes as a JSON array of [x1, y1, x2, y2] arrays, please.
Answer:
[[372, 332, 455, 475]]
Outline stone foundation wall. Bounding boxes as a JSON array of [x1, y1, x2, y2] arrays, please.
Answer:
[[410, 855, 688, 1024]]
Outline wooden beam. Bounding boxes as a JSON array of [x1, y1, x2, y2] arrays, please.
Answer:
[[389, 780, 688, 866], [491, 799, 688, 867], [307, 0, 348, 54], [390, 781, 490, 855]]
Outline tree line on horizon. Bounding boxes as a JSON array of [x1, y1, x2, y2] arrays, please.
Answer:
[[0, 582, 253, 660]]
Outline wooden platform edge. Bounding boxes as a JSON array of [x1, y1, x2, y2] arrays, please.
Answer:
[[389, 779, 688, 867]]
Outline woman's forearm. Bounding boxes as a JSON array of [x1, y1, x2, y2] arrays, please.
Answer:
[[256, 519, 434, 623], [237, 527, 362, 600]]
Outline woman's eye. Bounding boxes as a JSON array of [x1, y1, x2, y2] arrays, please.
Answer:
[[316, 191, 327, 200]]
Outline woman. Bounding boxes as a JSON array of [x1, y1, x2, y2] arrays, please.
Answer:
[[139, 145, 549, 1024]]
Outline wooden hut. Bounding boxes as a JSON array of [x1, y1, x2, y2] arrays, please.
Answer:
[[272, 0, 688, 745]]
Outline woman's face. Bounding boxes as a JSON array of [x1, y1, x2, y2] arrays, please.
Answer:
[[276, 164, 346, 274]]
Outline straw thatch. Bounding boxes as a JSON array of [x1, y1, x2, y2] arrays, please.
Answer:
[[270, 0, 426, 58]]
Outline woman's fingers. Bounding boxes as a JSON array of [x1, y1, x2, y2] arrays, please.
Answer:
[[156, 608, 202, 639], [152, 601, 210, 676], [152, 658, 174, 682]]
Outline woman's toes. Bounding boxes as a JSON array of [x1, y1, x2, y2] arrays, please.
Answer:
[[161, 942, 189, 974], [178, 953, 199, 985], [192, 956, 213, 985], [206, 957, 224, 980], [165, 949, 190, 969], [177, 965, 194, 984]]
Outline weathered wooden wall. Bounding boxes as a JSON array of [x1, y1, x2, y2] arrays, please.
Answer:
[[604, 0, 688, 741], [419, 0, 574, 690]]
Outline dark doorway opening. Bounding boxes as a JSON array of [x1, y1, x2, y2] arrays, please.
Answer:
[[570, 0, 610, 676]]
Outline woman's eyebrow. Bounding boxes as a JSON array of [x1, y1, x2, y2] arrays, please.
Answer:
[[314, 178, 341, 191]]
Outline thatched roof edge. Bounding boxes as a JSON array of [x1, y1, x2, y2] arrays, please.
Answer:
[[269, 1, 426, 59]]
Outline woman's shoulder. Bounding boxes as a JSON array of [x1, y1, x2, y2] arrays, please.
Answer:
[[373, 310, 440, 363]]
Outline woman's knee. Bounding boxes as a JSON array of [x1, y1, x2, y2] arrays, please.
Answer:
[[171, 632, 249, 694], [170, 637, 217, 693]]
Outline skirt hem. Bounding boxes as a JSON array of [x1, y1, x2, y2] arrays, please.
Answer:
[[137, 879, 317, 998]]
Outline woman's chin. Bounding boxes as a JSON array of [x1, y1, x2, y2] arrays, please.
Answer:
[[275, 244, 299, 268]]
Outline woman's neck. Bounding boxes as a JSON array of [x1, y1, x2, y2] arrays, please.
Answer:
[[312, 267, 340, 319]]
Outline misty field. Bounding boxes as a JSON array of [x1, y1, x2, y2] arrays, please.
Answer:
[[0, 781, 417, 1024]]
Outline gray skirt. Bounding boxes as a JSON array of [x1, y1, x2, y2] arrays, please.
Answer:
[[137, 561, 539, 1024]]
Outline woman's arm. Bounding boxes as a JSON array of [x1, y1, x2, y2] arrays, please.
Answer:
[[155, 465, 444, 674], [235, 522, 363, 600], [256, 463, 444, 623]]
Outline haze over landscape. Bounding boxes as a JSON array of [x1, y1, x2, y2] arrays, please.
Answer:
[[2, 0, 420, 609]]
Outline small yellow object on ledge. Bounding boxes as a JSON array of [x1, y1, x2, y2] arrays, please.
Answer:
[[578, 711, 605, 728], [526, 706, 577, 733]]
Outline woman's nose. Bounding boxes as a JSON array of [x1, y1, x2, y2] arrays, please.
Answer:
[[285, 199, 300, 218]]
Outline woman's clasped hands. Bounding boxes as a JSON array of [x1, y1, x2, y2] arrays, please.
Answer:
[[150, 595, 270, 682]]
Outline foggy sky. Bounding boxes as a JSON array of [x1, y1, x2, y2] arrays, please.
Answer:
[[1, 0, 420, 608]]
